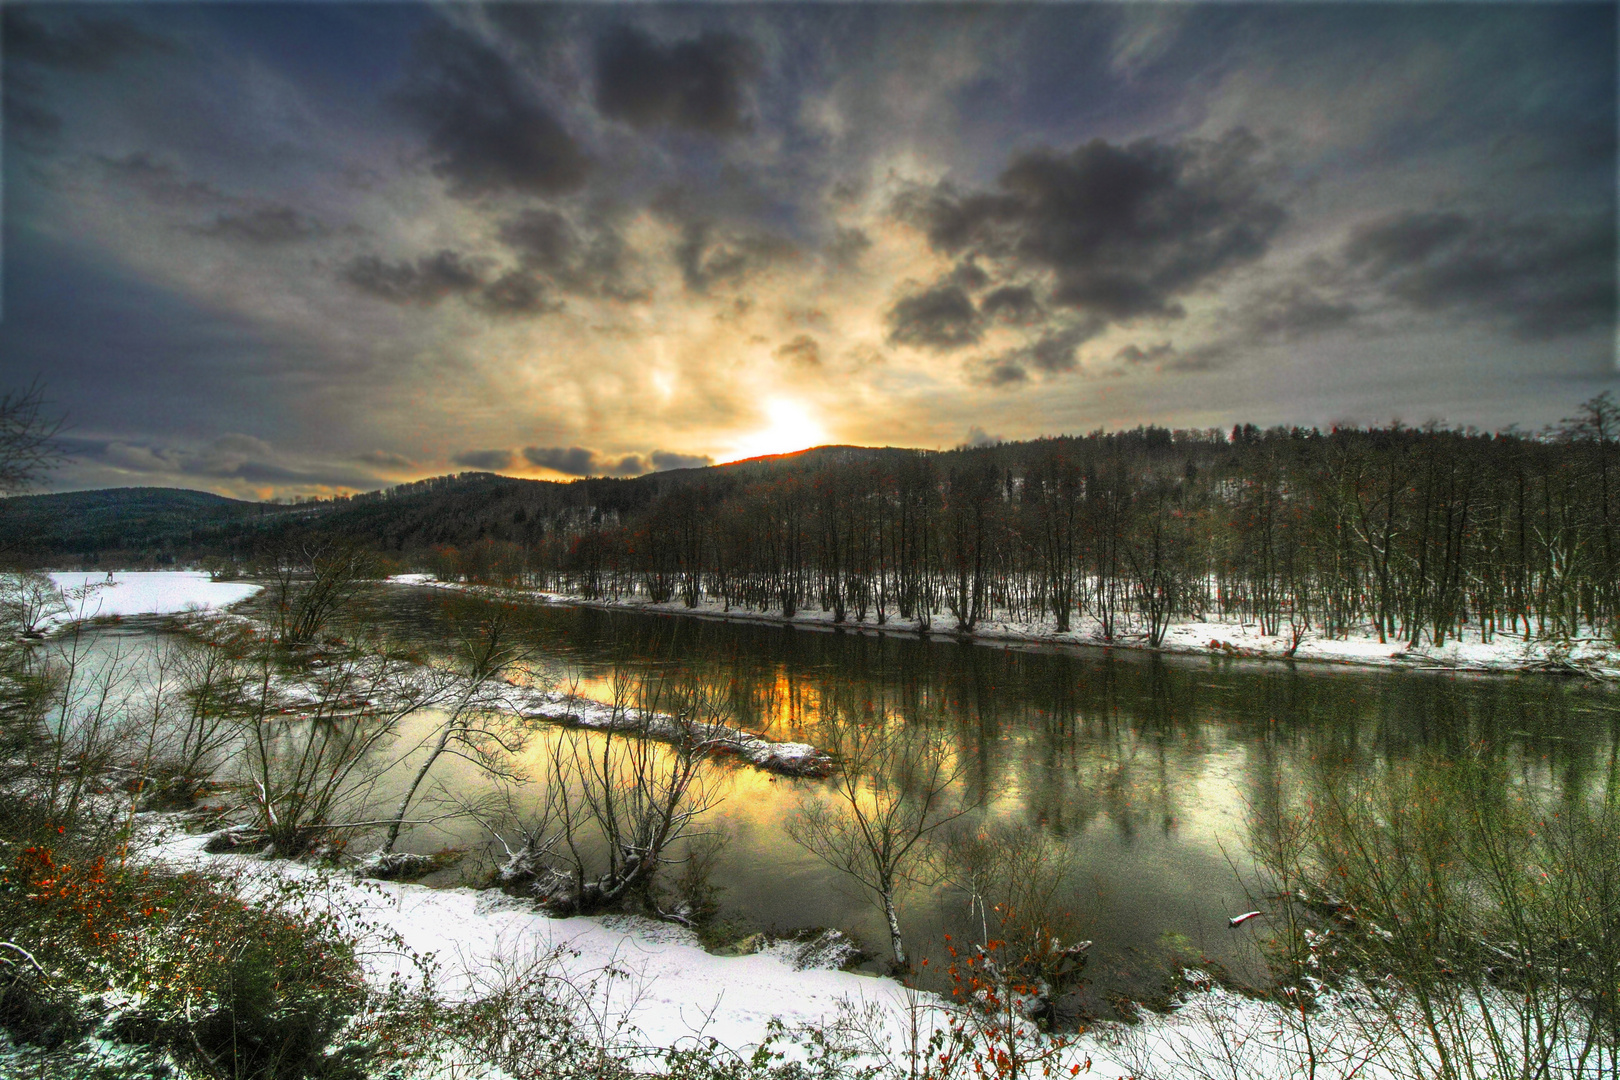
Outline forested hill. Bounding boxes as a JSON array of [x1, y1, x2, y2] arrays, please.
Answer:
[[0, 445, 906, 562], [5, 409, 1620, 652], [0, 487, 267, 557]]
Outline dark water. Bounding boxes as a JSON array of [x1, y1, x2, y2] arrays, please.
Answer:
[[316, 586, 1620, 1014]]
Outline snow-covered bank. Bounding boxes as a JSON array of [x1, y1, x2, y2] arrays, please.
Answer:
[[140, 820, 1613, 1079], [390, 576, 1620, 681], [143, 821, 934, 1066], [45, 571, 261, 629], [494, 681, 832, 777]]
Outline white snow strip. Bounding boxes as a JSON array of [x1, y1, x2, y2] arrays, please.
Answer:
[[140, 822, 1612, 1079], [46, 572, 261, 628], [392, 577, 1620, 681], [142, 825, 930, 1065], [496, 683, 832, 776]]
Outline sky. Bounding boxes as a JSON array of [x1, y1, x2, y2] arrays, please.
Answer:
[[2, 1, 1616, 500]]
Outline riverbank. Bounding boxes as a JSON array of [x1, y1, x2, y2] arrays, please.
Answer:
[[390, 575, 1620, 682]]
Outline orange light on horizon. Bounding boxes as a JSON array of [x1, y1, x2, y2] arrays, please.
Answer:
[[722, 398, 828, 462]]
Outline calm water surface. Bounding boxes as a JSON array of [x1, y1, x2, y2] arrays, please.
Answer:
[[310, 586, 1619, 1013]]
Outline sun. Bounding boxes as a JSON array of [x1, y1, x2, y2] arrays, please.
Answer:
[[724, 398, 828, 462]]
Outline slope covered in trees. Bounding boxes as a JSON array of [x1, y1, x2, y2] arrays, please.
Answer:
[[429, 397, 1620, 651], [6, 401, 1619, 650]]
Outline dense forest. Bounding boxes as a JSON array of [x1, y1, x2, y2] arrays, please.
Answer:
[[425, 395, 1620, 649], [6, 397, 1618, 649]]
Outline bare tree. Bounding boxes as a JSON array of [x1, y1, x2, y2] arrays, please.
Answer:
[[261, 542, 380, 646], [507, 669, 727, 919], [378, 606, 534, 857], [0, 379, 62, 495], [787, 699, 975, 969], [233, 641, 447, 856]]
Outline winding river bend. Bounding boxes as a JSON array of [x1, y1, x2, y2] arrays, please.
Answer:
[[308, 584, 1616, 1015]]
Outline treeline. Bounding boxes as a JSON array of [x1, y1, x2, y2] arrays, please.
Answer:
[[426, 396, 1620, 649]]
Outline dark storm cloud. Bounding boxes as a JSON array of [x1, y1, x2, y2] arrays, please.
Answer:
[[342, 250, 485, 306], [980, 285, 1041, 325], [523, 446, 597, 476], [396, 24, 590, 199], [1239, 284, 1356, 341], [523, 445, 644, 477], [593, 25, 757, 136], [4, 9, 171, 73], [974, 318, 1103, 388], [4, 9, 173, 145], [650, 450, 714, 471], [827, 227, 872, 268], [775, 335, 822, 367], [196, 206, 327, 245], [498, 208, 636, 299], [981, 359, 1029, 388], [1116, 340, 1235, 373], [521, 445, 709, 477], [96, 153, 234, 206], [475, 271, 558, 318], [897, 130, 1285, 324], [358, 450, 414, 470], [501, 209, 576, 271], [1115, 342, 1177, 367], [63, 434, 378, 489], [673, 220, 795, 293], [1342, 210, 1615, 340], [886, 283, 982, 351], [452, 448, 517, 471]]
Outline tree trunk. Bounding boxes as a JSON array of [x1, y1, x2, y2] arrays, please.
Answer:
[[882, 886, 907, 969]]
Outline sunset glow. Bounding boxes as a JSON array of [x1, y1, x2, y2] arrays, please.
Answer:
[[0, 3, 1610, 498], [725, 399, 828, 463]]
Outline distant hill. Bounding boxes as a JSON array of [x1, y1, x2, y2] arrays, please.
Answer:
[[0, 445, 908, 563], [0, 487, 272, 560]]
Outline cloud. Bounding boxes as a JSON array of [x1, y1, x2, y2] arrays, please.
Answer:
[[980, 359, 1029, 387], [342, 250, 485, 306], [673, 220, 795, 293], [827, 227, 873, 267], [522, 445, 711, 477], [396, 23, 590, 199], [452, 448, 517, 471], [501, 209, 577, 271], [1116, 340, 1234, 373], [775, 335, 822, 367], [196, 206, 327, 245], [96, 152, 234, 207], [897, 130, 1286, 324], [980, 285, 1041, 325], [964, 426, 1003, 448], [498, 208, 634, 298], [1239, 283, 1356, 341], [593, 25, 757, 135], [886, 283, 982, 350], [974, 319, 1103, 387], [475, 271, 559, 317], [1342, 209, 1615, 339], [61, 434, 380, 491], [4, 10, 173, 145], [358, 450, 414, 470], [4, 9, 172, 73], [523, 446, 598, 476], [650, 450, 714, 471]]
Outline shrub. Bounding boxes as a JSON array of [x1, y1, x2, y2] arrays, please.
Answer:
[[0, 823, 372, 1079]]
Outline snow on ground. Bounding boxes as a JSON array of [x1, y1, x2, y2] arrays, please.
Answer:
[[142, 823, 938, 1068], [495, 682, 832, 776], [45, 572, 261, 628], [142, 822, 1605, 1079], [390, 577, 1620, 681]]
